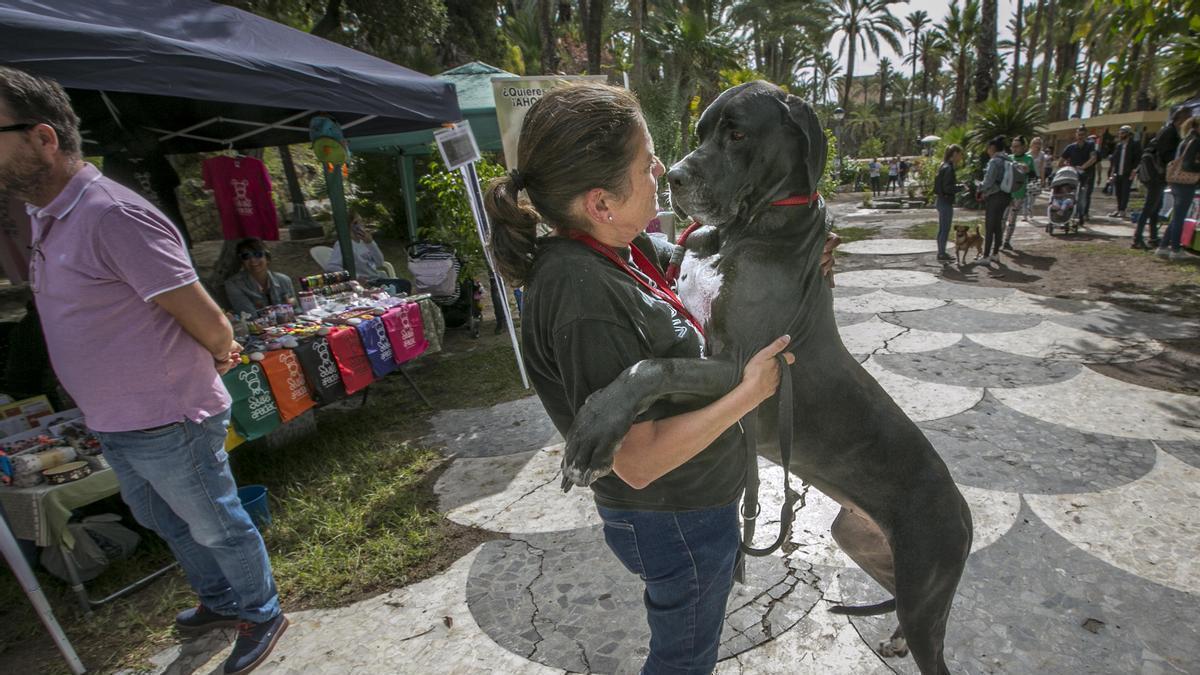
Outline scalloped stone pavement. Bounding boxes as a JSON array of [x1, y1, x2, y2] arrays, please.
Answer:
[[133, 267, 1200, 675]]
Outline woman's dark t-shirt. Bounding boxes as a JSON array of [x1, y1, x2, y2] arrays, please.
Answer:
[[522, 235, 745, 512]]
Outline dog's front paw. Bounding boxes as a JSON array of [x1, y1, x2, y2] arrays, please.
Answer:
[[562, 389, 636, 490]]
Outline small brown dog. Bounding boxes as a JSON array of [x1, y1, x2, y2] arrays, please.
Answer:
[[954, 224, 983, 265]]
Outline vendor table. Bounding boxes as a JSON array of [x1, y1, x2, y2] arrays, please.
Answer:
[[0, 469, 176, 614]]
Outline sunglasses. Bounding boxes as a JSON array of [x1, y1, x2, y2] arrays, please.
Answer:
[[239, 250, 267, 260], [0, 122, 37, 134]]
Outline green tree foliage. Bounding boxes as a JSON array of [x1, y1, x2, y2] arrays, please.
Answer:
[[415, 152, 507, 277], [965, 96, 1046, 150], [833, 0, 905, 109]]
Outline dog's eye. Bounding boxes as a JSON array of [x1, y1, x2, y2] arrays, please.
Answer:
[[730, 130, 745, 142]]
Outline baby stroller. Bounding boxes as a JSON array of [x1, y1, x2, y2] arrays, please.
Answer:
[[407, 242, 482, 338], [1046, 166, 1082, 235]]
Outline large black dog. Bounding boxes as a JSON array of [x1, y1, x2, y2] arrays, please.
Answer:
[[562, 81, 972, 675]]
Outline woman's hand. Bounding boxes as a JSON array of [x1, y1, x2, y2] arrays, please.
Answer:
[[738, 335, 795, 407]]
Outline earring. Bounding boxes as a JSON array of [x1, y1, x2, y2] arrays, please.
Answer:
[[607, 215, 613, 222]]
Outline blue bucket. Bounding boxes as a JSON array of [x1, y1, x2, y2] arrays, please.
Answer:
[[238, 485, 271, 530]]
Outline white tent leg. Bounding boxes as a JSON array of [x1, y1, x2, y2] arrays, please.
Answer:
[[0, 516, 86, 674]]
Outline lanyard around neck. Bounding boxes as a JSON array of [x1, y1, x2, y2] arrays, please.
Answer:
[[566, 230, 705, 338]]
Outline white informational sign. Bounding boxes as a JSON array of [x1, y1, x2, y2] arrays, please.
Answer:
[[490, 75, 607, 169], [432, 120, 482, 171]]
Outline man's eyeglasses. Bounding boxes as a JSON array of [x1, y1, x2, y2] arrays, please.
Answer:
[[0, 123, 37, 134], [239, 251, 266, 260]]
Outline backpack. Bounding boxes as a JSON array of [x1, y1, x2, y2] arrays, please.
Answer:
[[1138, 138, 1166, 184], [1000, 157, 1027, 194]]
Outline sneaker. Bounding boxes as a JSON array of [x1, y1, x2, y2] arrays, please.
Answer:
[[1002, 241, 1014, 251], [937, 252, 953, 261], [1108, 210, 1120, 217], [176, 604, 240, 636], [1155, 246, 1171, 258], [224, 614, 289, 675], [1170, 249, 1191, 261], [1130, 241, 1147, 250]]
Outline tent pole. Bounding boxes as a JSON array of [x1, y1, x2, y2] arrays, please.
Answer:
[[325, 165, 356, 278], [400, 154, 419, 242], [0, 516, 86, 675]]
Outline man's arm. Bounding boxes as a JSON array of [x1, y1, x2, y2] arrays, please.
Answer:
[[153, 282, 238, 362]]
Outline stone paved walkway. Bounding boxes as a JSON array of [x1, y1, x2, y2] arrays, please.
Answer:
[[140, 222, 1200, 675]]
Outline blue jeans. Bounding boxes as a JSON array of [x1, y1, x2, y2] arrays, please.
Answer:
[[96, 410, 280, 622], [936, 197, 954, 255], [1164, 183, 1198, 251], [1075, 182, 1093, 220], [1135, 178, 1166, 244], [597, 501, 739, 675]]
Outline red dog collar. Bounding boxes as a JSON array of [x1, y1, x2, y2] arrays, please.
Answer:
[[770, 191, 821, 206]]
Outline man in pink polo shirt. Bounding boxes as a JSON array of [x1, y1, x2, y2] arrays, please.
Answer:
[[0, 67, 286, 675]]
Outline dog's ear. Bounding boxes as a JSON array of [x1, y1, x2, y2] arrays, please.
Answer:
[[777, 92, 828, 196]]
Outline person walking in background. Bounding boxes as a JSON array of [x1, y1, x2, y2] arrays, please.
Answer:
[[1004, 136, 1036, 250], [1108, 125, 1140, 219], [1157, 116, 1200, 260], [934, 144, 964, 262], [1060, 126, 1100, 224], [1030, 136, 1050, 186], [898, 157, 910, 190], [869, 158, 882, 196], [0, 66, 287, 675], [887, 157, 900, 193], [1135, 108, 1191, 249], [978, 136, 1012, 264]]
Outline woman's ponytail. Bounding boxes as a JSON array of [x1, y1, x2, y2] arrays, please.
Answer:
[[485, 174, 541, 287]]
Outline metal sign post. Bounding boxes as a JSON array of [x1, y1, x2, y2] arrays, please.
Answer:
[[433, 122, 530, 389], [0, 516, 86, 674]]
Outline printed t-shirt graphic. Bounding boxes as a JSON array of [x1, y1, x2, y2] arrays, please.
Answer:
[[201, 155, 280, 240], [293, 336, 347, 404], [382, 303, 428, 364], [221, 362, 282, 440], [357, 317, 399, 378], [326, 327, 375, 395], [259, 350, 316, 422]]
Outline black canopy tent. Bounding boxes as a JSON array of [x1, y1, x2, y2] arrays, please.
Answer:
[[0, 0, 463, 273], [0, 3, 464, 671]]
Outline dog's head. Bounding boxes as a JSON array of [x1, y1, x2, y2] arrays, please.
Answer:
[[953, 225, 971, 237], [667, 81, 827, 230]]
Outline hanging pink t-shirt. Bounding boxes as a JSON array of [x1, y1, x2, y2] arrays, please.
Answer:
[[201, 155, 279, 240]]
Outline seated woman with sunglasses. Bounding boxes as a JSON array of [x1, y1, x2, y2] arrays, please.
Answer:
[[224, 238, 297, 316]]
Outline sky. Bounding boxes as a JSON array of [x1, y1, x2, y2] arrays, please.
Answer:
[[836, 0, 1019, 80]]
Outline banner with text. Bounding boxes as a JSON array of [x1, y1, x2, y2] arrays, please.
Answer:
[[491, 75, 608, 170]]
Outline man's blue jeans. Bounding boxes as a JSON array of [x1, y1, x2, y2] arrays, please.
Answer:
[[96, 409, 280, 622], [597, 501, 739, 675]]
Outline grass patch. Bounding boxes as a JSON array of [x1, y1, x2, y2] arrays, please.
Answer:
[[832, 226, 875, 256], [902, 222, 941, 240], [0, 340, 525, 674]]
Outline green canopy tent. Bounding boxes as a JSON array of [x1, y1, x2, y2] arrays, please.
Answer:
[[347, 62, 514, 239]]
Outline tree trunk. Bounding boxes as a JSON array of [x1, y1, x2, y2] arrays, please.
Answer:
[[1023, 0, 1044, 94], [1039, 0, 1054, 106], [920, 62, 930, 136], [1136, 36, 1156, 111], [1074, 51, 1091, 118], [842, 32, 857, 108], [1119, 40, 1140, 113], [879, 68, 887, 111], [1107, 46, 1125, 112], [631, 0, 644, 90], [953, 51, 969, 123], [910, 31, 919, 133], [580, 0, 603, 74], [679, 80, 693, 155], [974, 0, 998, 102], [538, 0, 559, 74], [1011, 0, 1023, 102], [311, 0, 343, 38], [1092, 57, 1104, 115]]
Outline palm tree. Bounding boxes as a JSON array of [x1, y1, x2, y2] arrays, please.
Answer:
[[832, 0, 905, 109], [939, 0, 978, 123], [1022, 0, 1045, 96], [916, 30, 947, 136], [814, 51, 842, 105], [1009, 0, 1024, 101], [904, 11, 931, 130], [877, 57, 892, 110], [974, 0, 998, 102], [966, 96, 1046, 149]]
